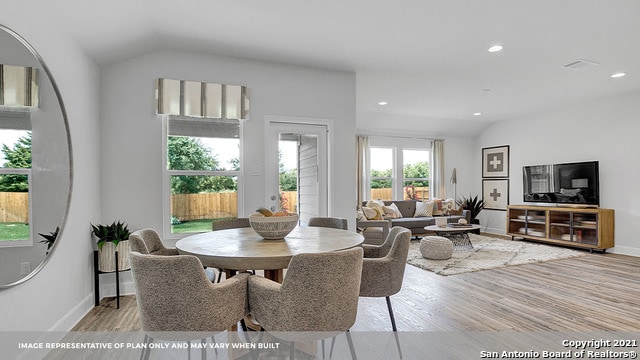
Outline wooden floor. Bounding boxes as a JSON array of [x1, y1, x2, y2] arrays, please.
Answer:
[[74, 247, 640, 333]]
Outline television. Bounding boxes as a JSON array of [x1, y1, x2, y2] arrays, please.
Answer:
[[523, 161, 599, 206]]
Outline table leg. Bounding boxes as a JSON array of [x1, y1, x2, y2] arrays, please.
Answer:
[[436, 231, 474, 250], [264, 269, 283, 283], [450, 233, 473, 250]]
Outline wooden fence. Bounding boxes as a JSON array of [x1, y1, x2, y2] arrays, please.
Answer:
[[370, 186, 429, 201], [0, 192, 29, 223], [170, 186, 429, 221], [171, 192, 238, 221]]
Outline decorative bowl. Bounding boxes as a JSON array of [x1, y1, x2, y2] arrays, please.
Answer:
[[249, 214, 298, 239]]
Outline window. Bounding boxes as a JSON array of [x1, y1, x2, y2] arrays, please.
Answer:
[[369, 147, 394, 200], [403, 149, 430, 200], [0, 126, 32, 246], [157, 78, 249, 236], [165, 117, 242, 235], [367, 137, 430, 201]]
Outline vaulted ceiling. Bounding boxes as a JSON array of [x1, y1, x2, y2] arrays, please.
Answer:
[[23, 0, 640, 136]]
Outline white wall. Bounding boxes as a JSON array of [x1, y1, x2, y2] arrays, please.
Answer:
[[99, 50, 356, 234], [476, 90, 640, 256], [0, 12, 102, 332]]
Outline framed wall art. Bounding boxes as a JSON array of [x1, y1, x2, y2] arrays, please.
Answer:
[[483, 179, 509, 211], [482, 145, 509, 178]]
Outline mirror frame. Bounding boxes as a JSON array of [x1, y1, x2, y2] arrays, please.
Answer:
[[0, 24, 73, 289]]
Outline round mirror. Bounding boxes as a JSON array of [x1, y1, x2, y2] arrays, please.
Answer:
[[0, 25, 72, 288]]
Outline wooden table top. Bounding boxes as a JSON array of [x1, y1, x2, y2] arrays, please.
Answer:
[[175, 226, 364, 271]]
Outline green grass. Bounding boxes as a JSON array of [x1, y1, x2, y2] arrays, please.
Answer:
[[0, 223, 30, 240], [171, 219, 217, 233]]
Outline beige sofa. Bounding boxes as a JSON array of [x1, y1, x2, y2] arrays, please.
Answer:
[[358, 200, 470, 243]]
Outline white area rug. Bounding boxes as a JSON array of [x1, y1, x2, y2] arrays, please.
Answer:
[[407, 234, 587, 276]]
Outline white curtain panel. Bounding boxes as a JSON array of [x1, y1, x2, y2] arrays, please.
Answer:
[[431, 139, 445, 199], [356, 135, 370, 206]]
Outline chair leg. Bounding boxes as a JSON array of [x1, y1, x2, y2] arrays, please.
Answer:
[[386, 296, 397, 331], [211, 335, 218, 356], [289, 341, 295, 359], [140, 334, 151, 360], [346, 330, 358, 360], [386, 296, 403, 359], [329, 336, 336, 357]]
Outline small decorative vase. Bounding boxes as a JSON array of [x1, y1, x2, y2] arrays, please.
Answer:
[[98, 240, 131, 272]]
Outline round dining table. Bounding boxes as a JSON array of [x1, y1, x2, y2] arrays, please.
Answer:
[[175, 225, 364, 283]]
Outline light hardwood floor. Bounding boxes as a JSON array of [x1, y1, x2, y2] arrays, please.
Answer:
[[74, 246, 640, 333]]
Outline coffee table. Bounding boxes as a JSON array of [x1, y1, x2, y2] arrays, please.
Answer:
[[424, 224, 481, 250]]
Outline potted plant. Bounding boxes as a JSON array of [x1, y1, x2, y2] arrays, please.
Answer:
[[457, 195, 485, 233], [38, 226, 60, 255], [91, 221, 131, 272]]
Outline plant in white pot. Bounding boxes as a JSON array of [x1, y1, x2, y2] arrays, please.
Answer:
[[91, 221, 131, 272]]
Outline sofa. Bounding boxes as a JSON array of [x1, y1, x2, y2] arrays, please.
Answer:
[[357, 199, 471, 243]]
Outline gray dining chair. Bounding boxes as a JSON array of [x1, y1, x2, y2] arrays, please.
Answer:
[[248, 247, 363, 359], [212, 217, 251, 231], [130, 251, 249, 360], [308, 216, 348, 230], [361, 226, 407, 259], [359, 226, 411, 358], [211, 217, 253, 282], [129, 228, 179, 256]]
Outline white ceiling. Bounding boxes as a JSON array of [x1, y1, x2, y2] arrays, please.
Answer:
[[32, 0, 640, 136]]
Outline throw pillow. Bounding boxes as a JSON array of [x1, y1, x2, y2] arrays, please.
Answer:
[[361, 206, 383, 220], [414, 200, 434, 217], [383, 203, 403, 219], [366, 200, 385, 217], [442, 198, 456, 214], [432, 198, 444, 216]]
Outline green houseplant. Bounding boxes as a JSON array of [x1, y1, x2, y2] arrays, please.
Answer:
[[91, 221, 131, 250], [38, 226, 59, 255], [456, 195, 485, 224], [91, 221, 131, 272]]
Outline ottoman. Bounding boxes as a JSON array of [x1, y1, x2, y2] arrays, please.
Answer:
[[420, 236, 454, 260]]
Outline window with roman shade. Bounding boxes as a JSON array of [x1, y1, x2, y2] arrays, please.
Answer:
[[157, 78, 248, 236]]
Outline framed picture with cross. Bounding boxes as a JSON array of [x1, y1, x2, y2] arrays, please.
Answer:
[[483, 179, 509, 210], [482, 145, 509, 178]]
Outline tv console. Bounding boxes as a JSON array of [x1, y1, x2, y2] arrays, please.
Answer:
[[506, 205, 614, 253]]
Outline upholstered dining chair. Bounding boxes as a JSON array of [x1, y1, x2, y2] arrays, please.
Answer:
[[211, 218, 253, 282], [248, 247, 364, 359], [129, 228, 179, 256], [130, 251, 249, 360], [361, 226, 407, 259], [308, 216, 348, 230], [358, 226, 411, 358], [212, 217, 251, 231]]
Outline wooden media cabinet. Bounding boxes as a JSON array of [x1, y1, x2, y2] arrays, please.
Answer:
[[506, 205, 614, 252]]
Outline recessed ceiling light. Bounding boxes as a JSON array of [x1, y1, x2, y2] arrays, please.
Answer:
[[473, 112, 482, 116], [488, 45, 504, 53], [378, 101, 388, 106], [611, 72, 626, 78]]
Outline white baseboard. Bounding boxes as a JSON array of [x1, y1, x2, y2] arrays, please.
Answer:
[[48, 294, 94, 332]]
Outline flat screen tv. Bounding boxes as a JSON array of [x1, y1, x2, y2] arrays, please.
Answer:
[[523, 161, 599, 206]]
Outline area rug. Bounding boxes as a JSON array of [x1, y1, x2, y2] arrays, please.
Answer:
[[407, 234, 587, 276]]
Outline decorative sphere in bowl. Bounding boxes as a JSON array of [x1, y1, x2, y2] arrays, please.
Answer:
[[249, 214, 298, 239], [458, 219, 468, 225]]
